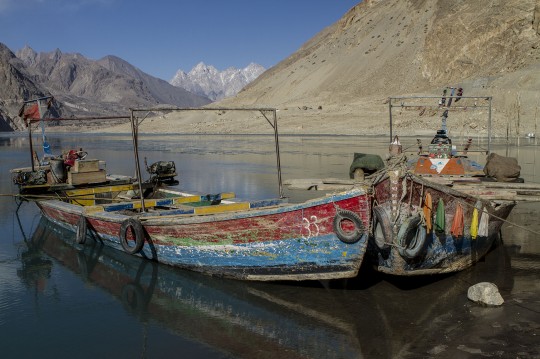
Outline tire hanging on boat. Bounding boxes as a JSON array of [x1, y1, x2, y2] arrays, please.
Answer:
[[119, 218, 145, 254], [333, 209, 365, 244], [76, 215, 87, 244], [397, 214, 427, 259], [372, 205, 393, 250]]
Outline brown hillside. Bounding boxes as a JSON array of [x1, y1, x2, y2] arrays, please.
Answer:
[[0, 43, 47, 130], [93, 0, 540, 137], [212, 0, 540, 137]]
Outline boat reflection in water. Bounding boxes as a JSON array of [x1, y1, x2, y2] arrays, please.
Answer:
[[28, 214, 532, 358], [29, 216, 366, 358]]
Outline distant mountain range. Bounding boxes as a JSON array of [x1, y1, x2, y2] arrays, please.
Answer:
[[0, 44, 267, 131], [7, 0, 536, 136], [170, 62, 266, 101], [14, 46, 211, 117], [0, 45, 263, 131]]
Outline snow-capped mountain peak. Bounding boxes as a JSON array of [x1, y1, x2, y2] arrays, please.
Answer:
[[170, 62, 265, 101]]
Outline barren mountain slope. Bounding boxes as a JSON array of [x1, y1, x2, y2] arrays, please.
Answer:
[[213, 0, 540, 136], [11, 47, 211, 121], [0, 43, 47, 130]]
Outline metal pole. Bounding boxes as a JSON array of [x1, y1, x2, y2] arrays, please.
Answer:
[[130, 110, 146, 212], [488, 97, 492, 154], [272, 109, 284, 198], [388, 97, 393, 142], [28, 119, 34, 172]]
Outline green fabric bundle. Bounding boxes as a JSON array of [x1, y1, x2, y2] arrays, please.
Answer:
[[434, 198, 445, 233], [349, 153, 385, 179]]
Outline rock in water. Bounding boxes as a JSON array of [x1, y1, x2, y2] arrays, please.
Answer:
[[467, 282, 504, 306]]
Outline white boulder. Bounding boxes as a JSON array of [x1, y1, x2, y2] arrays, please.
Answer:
[[467, 282, 504, 306]]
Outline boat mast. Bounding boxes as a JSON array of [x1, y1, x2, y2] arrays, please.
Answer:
[[130, 109, 146, 212]]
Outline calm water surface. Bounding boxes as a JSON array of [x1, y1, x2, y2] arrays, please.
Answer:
[[0, 133, 539, 358]]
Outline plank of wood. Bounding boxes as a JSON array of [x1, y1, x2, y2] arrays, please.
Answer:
[[453, 188, 540, 201], [67, 170, 107, 185], [283, 179, 324, 186], [284, 178, 356, 190], [454, 182, 540, 190], [72, 159, 100, 173], [65, 183, 139, 196], [284, 178, 355, 185], [316, 184, 355, 191], [10, 165, 50, 173], [321, 178, 355, 184], [172, 192, 236, 204], [194, 202, 250, 215]]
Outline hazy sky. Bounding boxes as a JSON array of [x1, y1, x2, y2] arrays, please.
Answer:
[[0, 0, 360, 80]]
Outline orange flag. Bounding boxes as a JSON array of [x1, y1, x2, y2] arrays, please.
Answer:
[[423, 192, 432, 232], [23, 103, 41, 119], [450, 203, 464, 237]]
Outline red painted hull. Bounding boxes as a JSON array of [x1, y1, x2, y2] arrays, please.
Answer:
[[38, 189, 372, 281]]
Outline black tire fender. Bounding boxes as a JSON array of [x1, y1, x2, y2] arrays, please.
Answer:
[[372, 206, 393, 250], [397, 214, 427, 259], [333, 210, 365, 244], [76, 215, 87, 244], [119, 218, 145, 255]]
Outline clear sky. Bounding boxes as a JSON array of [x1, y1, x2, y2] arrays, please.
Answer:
[[0, 0, 360, 81]]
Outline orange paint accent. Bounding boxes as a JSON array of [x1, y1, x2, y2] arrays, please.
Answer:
[[423, 192, 432, 232], [450, 204, 464, 237], [413, 157, 466, 176]]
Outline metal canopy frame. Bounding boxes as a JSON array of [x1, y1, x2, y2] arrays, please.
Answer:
[[129, 107, 282, 212], [387, 95, 493, 153], [22, 96, 131, 171]]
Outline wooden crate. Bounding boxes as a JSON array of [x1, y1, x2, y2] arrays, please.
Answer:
[[73, 159, 100, 173], [68, 169, 107, 185]]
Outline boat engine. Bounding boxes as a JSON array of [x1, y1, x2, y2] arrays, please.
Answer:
[[12, 169, 48, 186], [145, 160, 179, 185]]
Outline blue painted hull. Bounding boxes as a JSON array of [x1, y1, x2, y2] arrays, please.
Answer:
[[370, 174, 515, 275], [38, 188, 371, 281]]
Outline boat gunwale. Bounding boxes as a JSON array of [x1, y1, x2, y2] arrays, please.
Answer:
[[38, 187, 370, 226]]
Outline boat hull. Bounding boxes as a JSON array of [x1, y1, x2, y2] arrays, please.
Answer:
[[37, 189, 371, 281], [369, 173, 515, 275]]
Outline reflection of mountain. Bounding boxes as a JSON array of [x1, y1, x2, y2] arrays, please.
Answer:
[[28, 216, 529, 358]]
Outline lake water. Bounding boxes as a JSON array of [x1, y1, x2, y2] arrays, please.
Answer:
[[1, 133, 539, 358]]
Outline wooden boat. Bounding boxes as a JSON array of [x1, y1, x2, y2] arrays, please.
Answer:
[[11, 97, 176, 201], [286, 95, 540, 276], [368, 154, 516, 275], [368, 96, 540, 275], [38, 185, 370, 281], [34, 107, 371, 281]]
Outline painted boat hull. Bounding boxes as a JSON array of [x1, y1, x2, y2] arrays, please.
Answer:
[[37, 188, 370, 281], [369, 173, 515, 275]]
